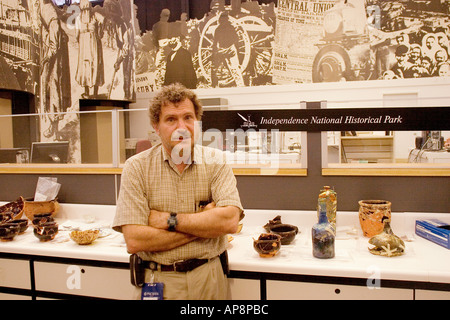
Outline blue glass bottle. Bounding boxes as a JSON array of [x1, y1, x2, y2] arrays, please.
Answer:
[[312, 198, 335, 259]]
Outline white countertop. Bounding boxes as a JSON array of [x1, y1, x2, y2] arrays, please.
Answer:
[[229, 210, 450, 284], [0, 203, 128, 263], [1, 202, 449, 285]]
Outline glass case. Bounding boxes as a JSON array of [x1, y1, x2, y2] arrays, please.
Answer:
[[0, 107, 307, 176], [0, 95, 448, 176]]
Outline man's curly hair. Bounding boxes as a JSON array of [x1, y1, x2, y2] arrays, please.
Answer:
[[149, 83, 203, 124]]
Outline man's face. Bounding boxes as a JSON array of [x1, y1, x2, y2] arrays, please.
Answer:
[[396, 52, 408, 65], [422, 59, 431, 70], [168, 37, 180, 50], [438, 63, 450, 77], [435, 50, 446, 63], [410, 48, 420, 61], [153, 98, 199, 163]]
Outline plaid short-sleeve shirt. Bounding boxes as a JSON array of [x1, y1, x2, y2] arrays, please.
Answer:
[[112, 143, 243, 264]]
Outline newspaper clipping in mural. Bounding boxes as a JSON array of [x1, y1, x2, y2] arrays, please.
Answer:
[[273, 0, 336, 84], [273, 0, 450, 84]]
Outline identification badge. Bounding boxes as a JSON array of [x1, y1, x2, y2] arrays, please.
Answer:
[[141, 282, 164, 300]]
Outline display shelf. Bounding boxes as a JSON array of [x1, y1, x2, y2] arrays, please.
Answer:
[[340, 135, 394, 163], [0, 164, 308, 176], [230, 164, 306, 176], [322, 163, 450, 176], [0, 164, 122, 175]]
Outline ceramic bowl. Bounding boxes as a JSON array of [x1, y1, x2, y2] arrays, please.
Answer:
[[24, 199, 59, 220], [268, 223, 299, 245], [32, 213, 54, 227], [33, 221, 59, 241], [358, 200, 392, 237], [253, 233, 281, 258], [70, 229, 99, 245], [0, 212, 13, 224], [0, 223, 20, 241], [8, 219, 29, 234], [0, 197, 25, 220]]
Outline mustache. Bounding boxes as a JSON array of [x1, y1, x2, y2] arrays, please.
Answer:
[[171, 129, 191, 141]]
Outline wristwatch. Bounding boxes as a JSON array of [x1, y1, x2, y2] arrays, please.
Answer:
[[167, 212, 178, 231]]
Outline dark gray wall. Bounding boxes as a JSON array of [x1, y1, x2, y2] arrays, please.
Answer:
[[0, 174, 116, 205]]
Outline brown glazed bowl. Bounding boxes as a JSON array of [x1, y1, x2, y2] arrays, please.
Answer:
[[253, 233, 281, 258], [33, 221, 59, 242], [0, 197, 25, 220], [0, 212, 13, 224], [0, 223, 20, 241], [32, 213, 54, 227], [8, 219, 29, 234], [268, 223, 299, 245]]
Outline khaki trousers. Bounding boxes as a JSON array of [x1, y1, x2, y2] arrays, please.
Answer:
[[133, 257, 228, 300]]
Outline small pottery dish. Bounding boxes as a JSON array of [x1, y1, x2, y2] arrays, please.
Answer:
[[268, 223, 299, 245], [0, 223, 20, 241], [33, 221, 59, 241], [32, 213, 54, 227], [0, 212, 13, 224], [8, 219, 29, 234], [70, 229, 99, 245], [253, 233, 281, 258]]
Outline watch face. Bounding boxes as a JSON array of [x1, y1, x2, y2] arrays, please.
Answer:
[[168, 213, 177, 231]]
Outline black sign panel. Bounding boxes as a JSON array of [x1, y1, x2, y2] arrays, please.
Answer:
[[201, 107, 450, 132]]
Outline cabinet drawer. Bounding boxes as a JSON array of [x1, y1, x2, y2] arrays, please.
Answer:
[[34, 261, 135, 299], [228, 278, 260, 300], [266, 280, 413, 300], [415, 289, 450, 300], [0, 258, 31, 290]]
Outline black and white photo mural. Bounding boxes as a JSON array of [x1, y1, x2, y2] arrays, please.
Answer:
[[134, 0, 449, 92], [134, 0, 276, 91], [0, 0, 40, 93], [0, 0, 136, 163]]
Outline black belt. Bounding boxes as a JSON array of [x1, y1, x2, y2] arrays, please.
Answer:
[[143, 258, 211, 273]]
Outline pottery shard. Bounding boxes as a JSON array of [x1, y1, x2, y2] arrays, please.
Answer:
[[263, 215, 282, 232]]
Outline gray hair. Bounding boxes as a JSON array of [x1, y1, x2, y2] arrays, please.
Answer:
[[149, 83, 203, 125]]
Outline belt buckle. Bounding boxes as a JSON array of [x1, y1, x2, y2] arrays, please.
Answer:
[[173, 260, 187, 272], [148, 261, 158, 271]]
